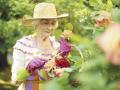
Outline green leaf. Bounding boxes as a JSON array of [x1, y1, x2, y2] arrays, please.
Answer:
[[64, 23, 73, 30], [111, 8, 120, 23], [16, 68, 29, 81]]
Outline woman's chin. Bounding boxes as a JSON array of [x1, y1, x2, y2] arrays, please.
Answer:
[[42, 33, 50, 40], [45, 32, 51, 36]]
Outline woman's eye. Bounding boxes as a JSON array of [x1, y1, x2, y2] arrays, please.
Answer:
[[40, 20, 49, 25], [43, 22, 49, 25], [52, 22, 55, 25]]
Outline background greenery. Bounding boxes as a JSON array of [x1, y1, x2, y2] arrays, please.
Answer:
[[0, 0, 120, 90]]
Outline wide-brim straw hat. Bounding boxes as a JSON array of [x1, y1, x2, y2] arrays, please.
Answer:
[[22, 2, 69, 26]]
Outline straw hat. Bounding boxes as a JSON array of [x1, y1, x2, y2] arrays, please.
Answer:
[[22, 2, 69, 26]]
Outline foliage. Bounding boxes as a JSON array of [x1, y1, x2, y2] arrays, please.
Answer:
[[0, 0, 34, 53], [111, 8, 120, 23]]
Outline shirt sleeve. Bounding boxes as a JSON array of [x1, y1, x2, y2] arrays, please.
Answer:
[[11, 41, 25, 84]]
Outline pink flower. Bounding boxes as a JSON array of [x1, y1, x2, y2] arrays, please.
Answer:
[[97, 23, 120, 65], [97, 23, 120, 53], [106, 53, 120, 65]]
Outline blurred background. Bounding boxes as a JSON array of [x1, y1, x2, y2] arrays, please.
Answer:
[[0, 0, 120, 90]]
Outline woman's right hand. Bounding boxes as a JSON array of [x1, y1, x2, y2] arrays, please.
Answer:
[[25, 53, 52, 74]]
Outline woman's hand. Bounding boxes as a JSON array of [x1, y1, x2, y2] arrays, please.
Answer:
[[25, 53, 52, 74], [25, 58, 46, 74], [44, 58, 56, 73]]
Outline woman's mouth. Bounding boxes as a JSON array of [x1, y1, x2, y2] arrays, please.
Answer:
[[44, 30, 50, 33]]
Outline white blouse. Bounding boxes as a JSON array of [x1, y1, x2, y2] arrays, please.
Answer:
[[11, 35, 60, 84]]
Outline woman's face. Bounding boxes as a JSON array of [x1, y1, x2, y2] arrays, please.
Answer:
[[36, 19, 58, 37]]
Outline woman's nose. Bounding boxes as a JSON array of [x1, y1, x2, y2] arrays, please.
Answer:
[[47, 24, 53, 30]]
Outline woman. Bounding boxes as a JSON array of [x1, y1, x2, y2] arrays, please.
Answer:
[[11, 2, 70, 90]]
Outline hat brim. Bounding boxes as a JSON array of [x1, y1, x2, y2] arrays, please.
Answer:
[[22, 13, 69, 26], [25, 13, 68, 21]]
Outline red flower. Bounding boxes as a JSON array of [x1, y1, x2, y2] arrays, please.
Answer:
[[55, 56, 70, 68]]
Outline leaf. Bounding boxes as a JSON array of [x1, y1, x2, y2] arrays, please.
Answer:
[[16, 68, 29, 81], [111, 8, 120, 23], [106, 0, 113, 11], [64, 23, 73, 30]]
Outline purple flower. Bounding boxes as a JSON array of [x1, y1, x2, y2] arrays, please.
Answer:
[[59, 38, 71, 57]]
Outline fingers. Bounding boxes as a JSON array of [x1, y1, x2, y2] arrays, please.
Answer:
[[44, 59, 55, 72]]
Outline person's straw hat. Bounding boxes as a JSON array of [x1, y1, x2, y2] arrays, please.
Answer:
[[22, 2, 69, 26]]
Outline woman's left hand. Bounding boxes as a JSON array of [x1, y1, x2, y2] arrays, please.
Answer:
[[44, 58, 56, 73]]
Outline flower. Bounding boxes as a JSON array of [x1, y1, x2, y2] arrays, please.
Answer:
[[53, 68, 64, 77], [61, 30, 73, 39], [95, 18, 110, 27], [95, 11, 111, 27], [106, 52, 120, 65], [55, 56, 70, 68], [59, 38, 71, 57], [97, 23, 120, 53], [97, 23, 120, 65]]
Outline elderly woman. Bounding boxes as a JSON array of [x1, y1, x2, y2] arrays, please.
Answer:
[[11, 2, 70, 90]]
